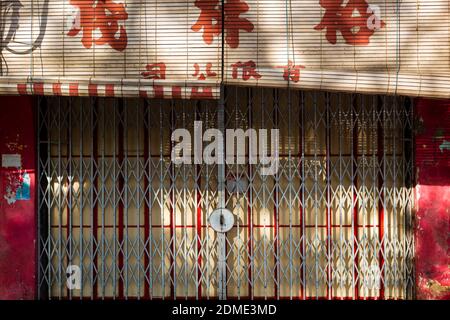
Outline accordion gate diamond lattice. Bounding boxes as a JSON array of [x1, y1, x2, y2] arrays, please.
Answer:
[[37, 87, 415, 300]]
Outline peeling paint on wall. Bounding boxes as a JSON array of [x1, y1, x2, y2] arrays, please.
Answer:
[[15, 172, 30, 201], [4, 170, 30, 204], [4, 172, 21, 204], [2, 135, 30, 205], [439, 140, 450, 153], [4, 134, 28, 153]]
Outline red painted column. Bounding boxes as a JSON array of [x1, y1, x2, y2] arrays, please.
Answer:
[[415, 98, 450, 300], [0, 96, 36, 300]]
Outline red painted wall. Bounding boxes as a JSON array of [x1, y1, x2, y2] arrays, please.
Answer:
[[0, 96, 36, 299], [415, 98, 450, 300]]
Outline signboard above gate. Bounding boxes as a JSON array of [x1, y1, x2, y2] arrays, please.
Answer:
[[0, 0, 449, 99]]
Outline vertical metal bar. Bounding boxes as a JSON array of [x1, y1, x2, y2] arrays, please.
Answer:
[[217, 85, 227, 300], [371, 96, 377, 299], [377, 96, 385, 300], [288, 88, 293, 299], [196, 159, 202, 300], [67, 99, 73, 300], [325, 92, 332, 299], [195, 102, 203, 299], [57, 97, 63, 299], [49, 98, 54, 299], [204, 102, 211, 300], [273, 88, 280, 299], [136, 100, 142, 299], [219, 0, 227, 299], [118, 99, 125, 299], [404, 98, 414, 299], [402, 97, 412, 299], [261, 88, 268, 300], [392, 96, 398, 299], [359, 96, 365, 300], [79, 98, 84, 299], [90, 98, 95, 299], [361, 96, 368, 300], [337, 94, 344, 299], [47, 97, 52, 299], [352, 94, 359, 299], [300, 91, 306, 300], [57, 96, 64, 300], [91, 97, 99, 300], [100, 99, 106, 299], [148, 100, 154, 300], [182, 100, 188, 299], [112, 99, 117, 299], [170, 101, 176, 299], [159, 101, 165, 299], [124, 100, 129, 299], [236, 86, 243, 299], [223, 90, 229, 299], [313, 91, 319, 299], [143, 100, 151, 299], [247, 89, 254, 299]]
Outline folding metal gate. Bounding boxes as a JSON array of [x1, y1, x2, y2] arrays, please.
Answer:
[[38, 87, 415, 300]]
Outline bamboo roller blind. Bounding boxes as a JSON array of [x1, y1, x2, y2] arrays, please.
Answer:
[[0, 0, 449, 99]]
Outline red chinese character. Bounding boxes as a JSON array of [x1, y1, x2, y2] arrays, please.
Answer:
[[314, 0, 385, 45], [141, 63, 166, 79], [276, 60, 305, 83], [191, 0, 221, 46], [68, 0, 128, 51], [231, 60, 261, 81], [191, 62, 217, 99], [193, 62, 217, 80], [191, 0, 254, 49]]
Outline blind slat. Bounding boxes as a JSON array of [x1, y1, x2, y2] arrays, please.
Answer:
[[0, 0, 448, 99]]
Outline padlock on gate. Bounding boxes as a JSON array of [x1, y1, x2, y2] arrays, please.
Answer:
[[209, 208, 234, 233]]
